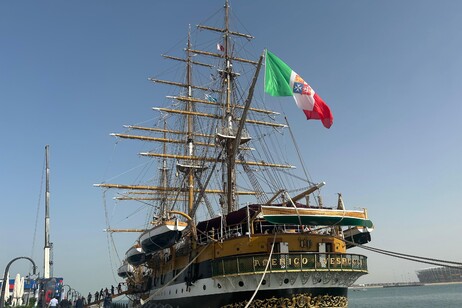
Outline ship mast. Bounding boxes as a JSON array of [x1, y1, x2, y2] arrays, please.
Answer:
[[159, 120, 169, 219], [186, 26, 195, 217], [95, 0, 290, 222], [223, 0, 236, 214], [44, 145, 53, 278], [219, 0, 262, 214]]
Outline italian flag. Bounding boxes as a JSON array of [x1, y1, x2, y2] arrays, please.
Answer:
[[265, 50, 333, 129]]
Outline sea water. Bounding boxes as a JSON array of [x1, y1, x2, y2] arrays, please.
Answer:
[[348, 283, 462, 308]]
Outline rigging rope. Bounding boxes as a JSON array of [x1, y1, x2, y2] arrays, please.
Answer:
[[102, 189, 122, 283], [345, 239, 462, 269], [30, 152, 46, 273], [285, 191, 303, 227], [284, 116, 313, 186]]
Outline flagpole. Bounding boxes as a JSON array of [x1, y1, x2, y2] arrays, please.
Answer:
[[263, 49, 267, 106]]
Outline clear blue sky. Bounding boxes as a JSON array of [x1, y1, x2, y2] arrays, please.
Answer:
[[2, 0, 462, 295]]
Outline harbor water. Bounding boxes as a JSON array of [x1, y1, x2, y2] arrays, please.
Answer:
[[348, 283, 462, 307]]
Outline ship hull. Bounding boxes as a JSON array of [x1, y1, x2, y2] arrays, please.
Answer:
[[141, 271, 360, 308], [135, 238, 368, 308], [142, 288, 348, 308]]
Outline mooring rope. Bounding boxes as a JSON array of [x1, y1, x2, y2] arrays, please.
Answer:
[[345, 239, 462, 269], [244, 232, 278, 308]]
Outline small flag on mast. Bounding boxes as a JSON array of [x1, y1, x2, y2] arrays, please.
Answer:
[[216, 43, 225, 52], [205, 94, 217, 102]]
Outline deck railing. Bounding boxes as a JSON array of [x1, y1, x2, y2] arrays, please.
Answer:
[[211, 253, 367, 277]]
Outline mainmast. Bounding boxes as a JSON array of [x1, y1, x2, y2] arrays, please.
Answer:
[[44, 145, 53, 278], [186, 26, 195, 217], [218, 0, 258, 214], [223, 0, 237, 214]]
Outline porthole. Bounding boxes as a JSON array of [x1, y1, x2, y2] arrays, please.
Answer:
[[203, 285, 206, 290], [217, 283, 222, 289], [238, 281, 244, 287], [284, 278, 289, 284], [261, 280, 266, 285]]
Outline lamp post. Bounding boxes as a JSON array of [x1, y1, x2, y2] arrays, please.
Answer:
[[62, 285, 71, 300], [0, 257, 37, 308], [70, 290, 75, 303]]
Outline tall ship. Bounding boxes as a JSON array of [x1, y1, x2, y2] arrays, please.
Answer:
[[96, 1, 373, 307]]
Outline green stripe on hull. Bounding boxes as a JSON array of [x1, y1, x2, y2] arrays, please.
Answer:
[[264, 215, 374, 228]]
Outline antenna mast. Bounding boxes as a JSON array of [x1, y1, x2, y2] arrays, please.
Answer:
[[44, 145, 53, 278]]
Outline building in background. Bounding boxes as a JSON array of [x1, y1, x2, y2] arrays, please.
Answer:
[[416, 267, 462, 283]]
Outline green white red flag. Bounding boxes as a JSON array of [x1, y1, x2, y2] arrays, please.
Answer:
[[264, 50, 333, 129]]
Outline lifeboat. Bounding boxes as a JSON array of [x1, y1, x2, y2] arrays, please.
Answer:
[[139, 220, 187, 253], [125, 244, 146, 266], [117, 261, 133, 278]]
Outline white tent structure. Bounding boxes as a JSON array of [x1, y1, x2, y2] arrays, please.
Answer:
[[1, 272, 10, 305], [11, 274, 21, 307], [17, 277, 24, 306]]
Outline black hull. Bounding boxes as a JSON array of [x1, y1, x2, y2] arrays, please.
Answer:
[[141, 287, 348, 308], [345, 232, 371, 249]]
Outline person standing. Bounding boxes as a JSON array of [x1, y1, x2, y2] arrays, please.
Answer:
[[110, 285, 114, 296], [58, 297, 71, 308], [48, 297, 59, 308], [94, 291, 99, 302], [87, 292, 92, 304], [117, 283, 122, 294], [103, 294, 112, 308], [75, 297, 84, 308]]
